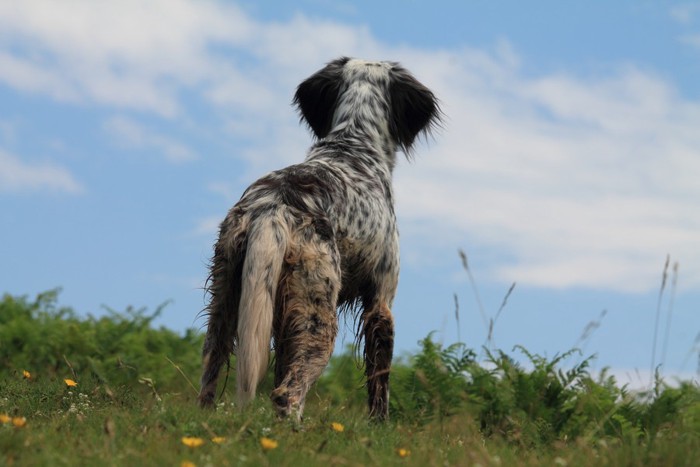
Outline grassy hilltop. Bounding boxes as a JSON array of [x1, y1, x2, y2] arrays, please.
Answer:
[[1, 290, 699, 466]]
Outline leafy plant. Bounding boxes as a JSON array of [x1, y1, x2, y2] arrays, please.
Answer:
[[0, 290, 203, 393]]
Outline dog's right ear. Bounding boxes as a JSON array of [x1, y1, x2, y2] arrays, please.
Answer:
[[293, 57, 350, 139]]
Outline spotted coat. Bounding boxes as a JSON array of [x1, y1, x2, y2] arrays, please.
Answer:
[[198, 57, 441, 421]]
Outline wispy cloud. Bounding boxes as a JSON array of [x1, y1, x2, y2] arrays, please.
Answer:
[[670, 4, 700, 51], [670, 4, 700, 24], [0, 0, 249, 116], [396, 53, 700, 291], [103, 116, 196, 163], [0, 148, 84, 194]]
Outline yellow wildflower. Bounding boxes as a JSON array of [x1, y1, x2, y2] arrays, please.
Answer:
[[23, 370, 31, 380], [330, 422, 344, 432], [397, 448, 410, 458], [0, 414, 11, 424], [181, 437, 205, 448], [260, 437, 278, 450], [211, 436, 226, 444], [64, 379, 78, 387], [181, 461, 196, 467], [12, 417, 27, 428]]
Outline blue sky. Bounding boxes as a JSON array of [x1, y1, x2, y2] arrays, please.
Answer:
[[2, 1, 700, 387]]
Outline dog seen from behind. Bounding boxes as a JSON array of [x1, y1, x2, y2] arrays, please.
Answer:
[[198, 57, 440, 421]]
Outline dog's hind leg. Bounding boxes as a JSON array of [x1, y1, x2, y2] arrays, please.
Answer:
[[362, 299, 395, 420], [271, 237, 340, 421]]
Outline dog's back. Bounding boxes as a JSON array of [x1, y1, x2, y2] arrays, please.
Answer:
[[199, 58, 440, 421]]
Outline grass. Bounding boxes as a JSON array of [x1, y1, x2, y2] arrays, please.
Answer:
[[2, 375, 699, 467], [0, 375, 477, 466], [1, 289, 699, 466]]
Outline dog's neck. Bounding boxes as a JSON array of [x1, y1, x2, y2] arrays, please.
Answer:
[[322, 81, 399, 173]]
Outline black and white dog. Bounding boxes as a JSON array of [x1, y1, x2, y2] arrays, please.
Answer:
[[198, 57, 440, 420]]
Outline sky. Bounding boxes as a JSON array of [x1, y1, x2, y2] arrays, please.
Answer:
[[2, 0, 700, 388]]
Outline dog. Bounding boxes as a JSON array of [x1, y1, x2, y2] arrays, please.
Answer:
[[198, 57, 440, 421]]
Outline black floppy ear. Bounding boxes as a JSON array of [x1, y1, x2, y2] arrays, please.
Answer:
[[293, 57, 350, 139], [388, 66, 441, 154]]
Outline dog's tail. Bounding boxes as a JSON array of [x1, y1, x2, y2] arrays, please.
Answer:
[[236, 213, 286, 406]]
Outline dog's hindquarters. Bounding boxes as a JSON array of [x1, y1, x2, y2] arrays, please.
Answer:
[[198, 211, 287, 408], [199, 205, 342, 416]]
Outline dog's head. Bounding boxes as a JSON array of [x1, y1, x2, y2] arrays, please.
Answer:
[[293, 57, 441, 155]]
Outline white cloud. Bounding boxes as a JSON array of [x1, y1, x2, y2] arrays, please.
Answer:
[[670, 4, 700, 24], [670, 4, 700, 50], [0, 0, 250, 116], [0, 148, 84, 194], [103, 116, 196, 163], [395, 55, 700, 292], [0, 51, 79, 102]]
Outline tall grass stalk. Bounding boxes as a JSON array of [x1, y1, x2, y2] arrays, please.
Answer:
[[572, 309, 607, 367], [487, 282, 516, 348], [458, 249, 488, 331], [660, 262, 679, 370], [453, 293, 461, 344], [650, 255, 670, 386], [457, 249, 516, 352]]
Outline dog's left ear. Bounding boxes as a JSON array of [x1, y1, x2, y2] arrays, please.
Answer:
[[294, 57, 350, 139], [388, 66, 441, 154]]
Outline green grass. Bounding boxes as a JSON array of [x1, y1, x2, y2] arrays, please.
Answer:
[[1, 290, 699, 466], [2, 377, 699, 467]]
